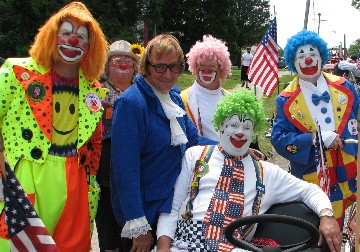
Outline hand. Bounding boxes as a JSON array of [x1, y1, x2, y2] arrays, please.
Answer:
[[318, 217, 342, 252], [249, 148, 266, 161], [156, 235, 172, 252], [327, 135, 343, 150], [130, 231, 154, 252]]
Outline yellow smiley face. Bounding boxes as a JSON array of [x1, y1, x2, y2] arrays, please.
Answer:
[[52, 90, 79, 147]]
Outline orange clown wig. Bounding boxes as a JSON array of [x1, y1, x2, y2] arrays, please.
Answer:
[[29, 1, 108, 80]]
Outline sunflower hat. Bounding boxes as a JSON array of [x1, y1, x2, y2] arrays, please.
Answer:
[[130, 43, 145, 58]]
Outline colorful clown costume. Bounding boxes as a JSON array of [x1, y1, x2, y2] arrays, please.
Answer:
[[271, 72, 358, 228], [0, 57, 107, 251]]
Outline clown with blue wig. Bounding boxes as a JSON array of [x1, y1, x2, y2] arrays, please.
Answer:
[[271, 30, 359, 229]]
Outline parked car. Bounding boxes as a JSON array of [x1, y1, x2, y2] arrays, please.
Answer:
[[278, 58, 287, 69]]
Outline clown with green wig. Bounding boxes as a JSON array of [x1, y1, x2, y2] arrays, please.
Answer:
[[155, 90, 341, 252]]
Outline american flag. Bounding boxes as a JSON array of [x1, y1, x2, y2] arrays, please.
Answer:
[[315, 120, 330, 196], [2, 163, 59, 252], [247, 18, 279, 96]]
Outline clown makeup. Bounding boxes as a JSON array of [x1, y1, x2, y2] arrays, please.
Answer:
[[108, 55, 135, 89], [197, 58, 219, 86], [219, 114, 254, 157], [57, 20, 89, 63], [294, 44, 322, 84]]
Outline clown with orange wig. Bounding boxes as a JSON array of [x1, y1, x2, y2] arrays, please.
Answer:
[[0, 2, 108, 251], [181, 35, 232, 141]]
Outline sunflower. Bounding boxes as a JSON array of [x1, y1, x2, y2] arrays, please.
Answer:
[[131, 43, 145, 58]]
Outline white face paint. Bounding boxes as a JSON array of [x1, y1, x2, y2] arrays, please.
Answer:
[[57, 20, 89, 63], [294, 44, 322, 83], [219, 114, 254, 157], [196, 58, 219, 88], [199, 71, 216, 85]]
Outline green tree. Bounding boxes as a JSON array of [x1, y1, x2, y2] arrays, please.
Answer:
[[152, 0, 271, 67], [348, 38, 360, 56], [352, 0, 360, 10], [0, 0, 142, 58], [0, 0, 271, 65], [0, 0, 68, 57]]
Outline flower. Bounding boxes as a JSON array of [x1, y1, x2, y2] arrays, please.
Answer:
[[131, 43, 145, 58]]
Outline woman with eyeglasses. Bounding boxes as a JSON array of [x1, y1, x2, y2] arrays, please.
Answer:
[[110, 34, 216, 252]]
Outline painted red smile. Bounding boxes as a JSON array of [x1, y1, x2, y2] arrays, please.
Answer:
[[230, 137, 247, 148], [60, 47, 81, 58], [299, 61, 319, 75]]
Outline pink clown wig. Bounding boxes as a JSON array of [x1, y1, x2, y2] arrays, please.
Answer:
[[186, 35, 232, 82]]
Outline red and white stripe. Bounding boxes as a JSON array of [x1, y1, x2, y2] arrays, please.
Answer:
[[10, 218, 58, 252], [248, 35, 279, 96]]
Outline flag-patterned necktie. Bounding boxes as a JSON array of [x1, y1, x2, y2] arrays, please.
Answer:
[[202, 147, 248, 252]]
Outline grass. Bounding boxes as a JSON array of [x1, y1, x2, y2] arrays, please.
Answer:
[[177, 66, 295, 158]]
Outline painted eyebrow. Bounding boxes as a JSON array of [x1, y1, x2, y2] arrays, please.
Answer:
[[235, 115, 253, 123]]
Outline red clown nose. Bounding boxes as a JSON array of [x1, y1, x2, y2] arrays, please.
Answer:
[[120, 63, 128, 70], [305, 57, 313, 65], [68, 36, 79, 46]]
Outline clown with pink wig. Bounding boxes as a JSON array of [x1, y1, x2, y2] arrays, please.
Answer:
[[181, 35, 232, 141], [181, 35, 265, 161]]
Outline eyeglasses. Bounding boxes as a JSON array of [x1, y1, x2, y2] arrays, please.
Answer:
[[148, 61, 183, 73], [198, 64, 218, 71], [111, 56, 133, 66]]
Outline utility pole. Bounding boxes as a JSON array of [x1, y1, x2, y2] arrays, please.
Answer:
[[317, 13, 327, 35], [303, 0, 311, 29]]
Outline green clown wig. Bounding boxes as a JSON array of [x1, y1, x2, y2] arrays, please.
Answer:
[[212, 90, 266, 134]]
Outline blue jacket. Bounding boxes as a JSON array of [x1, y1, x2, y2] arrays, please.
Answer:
[[271, 72, 359, 178], [110, 74, 216, 228]]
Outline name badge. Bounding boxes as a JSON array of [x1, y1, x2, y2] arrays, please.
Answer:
[[194, 160, 209, 178]]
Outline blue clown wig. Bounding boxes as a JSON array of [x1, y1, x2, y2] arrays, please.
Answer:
[[284, 30, 329, 73]]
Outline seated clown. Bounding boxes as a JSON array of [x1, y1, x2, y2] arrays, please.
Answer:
[[155, 90, 341, 252]]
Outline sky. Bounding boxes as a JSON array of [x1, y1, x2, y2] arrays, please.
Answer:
[[269, 0, 360, 50]]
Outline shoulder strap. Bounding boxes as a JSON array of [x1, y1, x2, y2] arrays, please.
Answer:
[[242, 159, 265, 237], [181, 145, 215, 220], [181, 88, 196, 126]]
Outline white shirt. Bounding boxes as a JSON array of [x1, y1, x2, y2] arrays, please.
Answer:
[[338, 60, 360, 77], [187, 81, 227, 141], [299, 74, 338, 147], [156, 145, 332, 249], [242, 52, 253, 66]]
